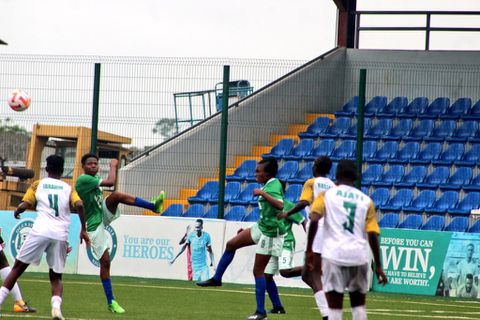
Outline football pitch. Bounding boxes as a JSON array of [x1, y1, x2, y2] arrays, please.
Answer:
[[2, 273, 479, 319]]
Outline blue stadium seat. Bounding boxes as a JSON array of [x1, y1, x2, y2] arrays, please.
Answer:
[[361, 164, 383, 186], [362, 140, 377, 161], [403, 119, 435, 141], [378, 213, 400, 228], [188, 181, 219, 204], [463, 99, 480, 119], [339, 118, 372, 139], [328, 162, 339, 181], [320, 117, 352, 138], [224, 206, 246, 221], [380, 189, 413, 211], [366, 141, 398, 163], [396, 166, 427, 188], [455, 144, 480, 167], [262, 138, 295, 159], [161, 204, 183, 217], [363, 96, 388, 117], [463, 173, 480, 192], [383, 118, 413, 141], [284, 184, 303, 203], [449, 192, 480, 216], [183, 204, 206, 218], [468, 130, 480, 143], [284, 139, 315, 160], [397, 214, 423, 229], [276, 161, 299, 181], [330, 140, 356, 161], [364, 118, 393, 140], [209, 181, 242, 204], [446, 120, 478, 142], [421, 215, 445, 231], [439, 167, 473, 191], [441, 97, 471, 119], [370, 187, 390, 208], [304, 139, 336, 160], [204, 205, 219, 219], [243, 207, 260, 222], [403, 190, 436, 212], [371, 165, 404, 187], [298, 117, 331, 139], [409, 142, 443, 165], [389, 141, 420, 164], [423, 120, 456, 142], [418, 97, 450, 119], [416, 166, 450, 189], [230, 182, 261, 206], [424, 191, 458, 214], [226, 160, 257, 182], [288, 162, 313, 184], [431, 143, 464, 165], [377, 96, 408, 118], [334, 96, 359, 117], [398, 97, 429, 118], [444, 216, 469, 232], [468, 219, 480, 233]]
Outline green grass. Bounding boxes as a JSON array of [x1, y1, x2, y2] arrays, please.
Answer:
[[2, 273, 480, 319]]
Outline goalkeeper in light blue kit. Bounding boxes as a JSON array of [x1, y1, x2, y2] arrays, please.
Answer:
[[170, 219, 215, 281]]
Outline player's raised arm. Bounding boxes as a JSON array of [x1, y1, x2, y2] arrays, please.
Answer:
[[100, 159, 118, 187]]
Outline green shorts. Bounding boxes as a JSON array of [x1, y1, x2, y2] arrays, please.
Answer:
[[250, 223, 284, 257], [265, 248, 294, 275]]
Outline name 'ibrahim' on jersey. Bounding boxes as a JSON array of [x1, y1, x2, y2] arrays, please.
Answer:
[[22, 177, 81, 241], [310, 184, 380, 266], [186, 231, 211, 270]]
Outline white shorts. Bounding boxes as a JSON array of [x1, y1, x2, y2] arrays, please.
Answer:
[[192, 266, 210, 281], [265, 248, 294, 275], [307, 219, 323, 254], [88, 222, 110, 261], [17, 233, 67, 274], [102, 198, 120, 225], [250, 223, 284, 257], [322, 258, 370, 294]]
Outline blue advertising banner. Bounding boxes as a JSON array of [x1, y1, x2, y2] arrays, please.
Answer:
[[0, 211, 81, 274]]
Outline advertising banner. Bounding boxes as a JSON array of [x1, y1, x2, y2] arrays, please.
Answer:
[[0, 211, 81, 274], [76, 215, 226, 281], [373, 229, 452, 295]]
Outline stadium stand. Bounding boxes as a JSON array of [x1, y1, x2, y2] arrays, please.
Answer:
[[339, 118, 372, 139], [424, 191, 458, 214], [334, 96, 359, 117], [209, 181, 242, 204], [420, 215, 445, 231], [378, 213, 400, 228], [380, 188, 413, 212], [304, 138, 336, 160], [371, 164, 404, 187], [224, 206, 246, 221], [229, 182, 261, 206], [456, 144, 480, 166], [243, 207, 260, 222], [464, 99, 480, 119], [283, 138, 314, 160], [396, 166, 427, 187], [438, 167, 473, 190], [261, 138, 295, 159], [183, 204, 205, 218], [398, 97, 429, 118], [330, 139, 356, 161], [441, 97, 471, 119], [363, 96, 388, 117], [188, 181, 219, 204], [403, 119, 435, 141], [366, 141, 398, 163], [276, 161, 299, 181], [383, 118, 413, 140], [416, 166, 450, 189], [449, 192, 480, 216], [398, 214, 423, 229], [377, 96, 408, 118], [298, 116, 331, 139], [403, 190, 436, 213], [364, 118, 392, 140], [389, 141, 420, 164], [320, 117, 352, 138], [204, 205, 219, 219], [409, 142, 442, 164], [226, 160, 257, 182], [424, 120, 456, 142], [418, 97, 450, 119], [161, 204, 183, 217], [444, 216, 469, 232], [431, 143, 464, 165], [369, 188, 390, 209], [284, 184, 303, 203], [446, 120, 478, 142], [288, 162, 313, 184], [361, 164, 383, 186], [464, 173, 480, 192], [468, 219, 480, 233]]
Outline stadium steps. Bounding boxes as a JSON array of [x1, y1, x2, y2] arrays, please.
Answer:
[[305, 113, 335, 124], [269, 134, 299, 145]]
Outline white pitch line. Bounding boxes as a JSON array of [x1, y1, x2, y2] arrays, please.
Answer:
[[368, 311, 480, 320], [0, 314, 104, 320], [370, 297, 480, 310]]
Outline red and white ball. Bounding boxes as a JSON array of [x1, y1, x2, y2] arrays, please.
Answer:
[[8, 89, 31, 112]]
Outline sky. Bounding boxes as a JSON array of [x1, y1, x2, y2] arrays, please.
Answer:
[[1, 0, 478, 60]]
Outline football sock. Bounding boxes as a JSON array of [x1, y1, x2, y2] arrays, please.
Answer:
[[314, 290, 329, 317], [102, 279, 115, 305], [0, 286, 10, 307], [134, 197, 155, 211], [51, 295, 62, 310], [266, 278, 282, 308], [0, 267, 22, 302], [351, 305, 367, 320], [213, 250, 235, 281], [328, 308, 343, 320], [255, 276, 267, 314]]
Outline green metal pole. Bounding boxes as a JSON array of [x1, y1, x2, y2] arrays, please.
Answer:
[[173, 94, 180, 134], [90, 63, 101, 154], [217, 66, 230, 219], [355, 69, 366, 190]]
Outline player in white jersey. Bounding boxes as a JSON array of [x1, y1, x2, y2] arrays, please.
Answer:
[[0, 155, 90, 320], [277, 156, 334, 319], [308, 160, 387, 320]]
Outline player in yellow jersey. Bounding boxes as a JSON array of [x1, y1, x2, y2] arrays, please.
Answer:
[[277, 156, 334, 319], [0, 155, 90, 320], [307, 160, 387, 320]]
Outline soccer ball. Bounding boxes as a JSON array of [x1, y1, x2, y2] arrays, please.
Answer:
[[8, 89, 31, 112]]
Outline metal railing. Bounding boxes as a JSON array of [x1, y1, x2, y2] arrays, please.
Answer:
[[354, 11, 480, 50]]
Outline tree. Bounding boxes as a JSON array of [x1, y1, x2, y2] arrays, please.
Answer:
[[0, 118, 29, 134], [0, 118, 30, 162], [152, 118, 177, 139]]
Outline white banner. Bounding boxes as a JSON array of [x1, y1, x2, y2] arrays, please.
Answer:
[[77, 216, 226, 280]]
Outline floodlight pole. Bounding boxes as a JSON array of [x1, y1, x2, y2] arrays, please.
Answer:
[[355, 69, 366, 189], [217, 66, 230, 219]]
